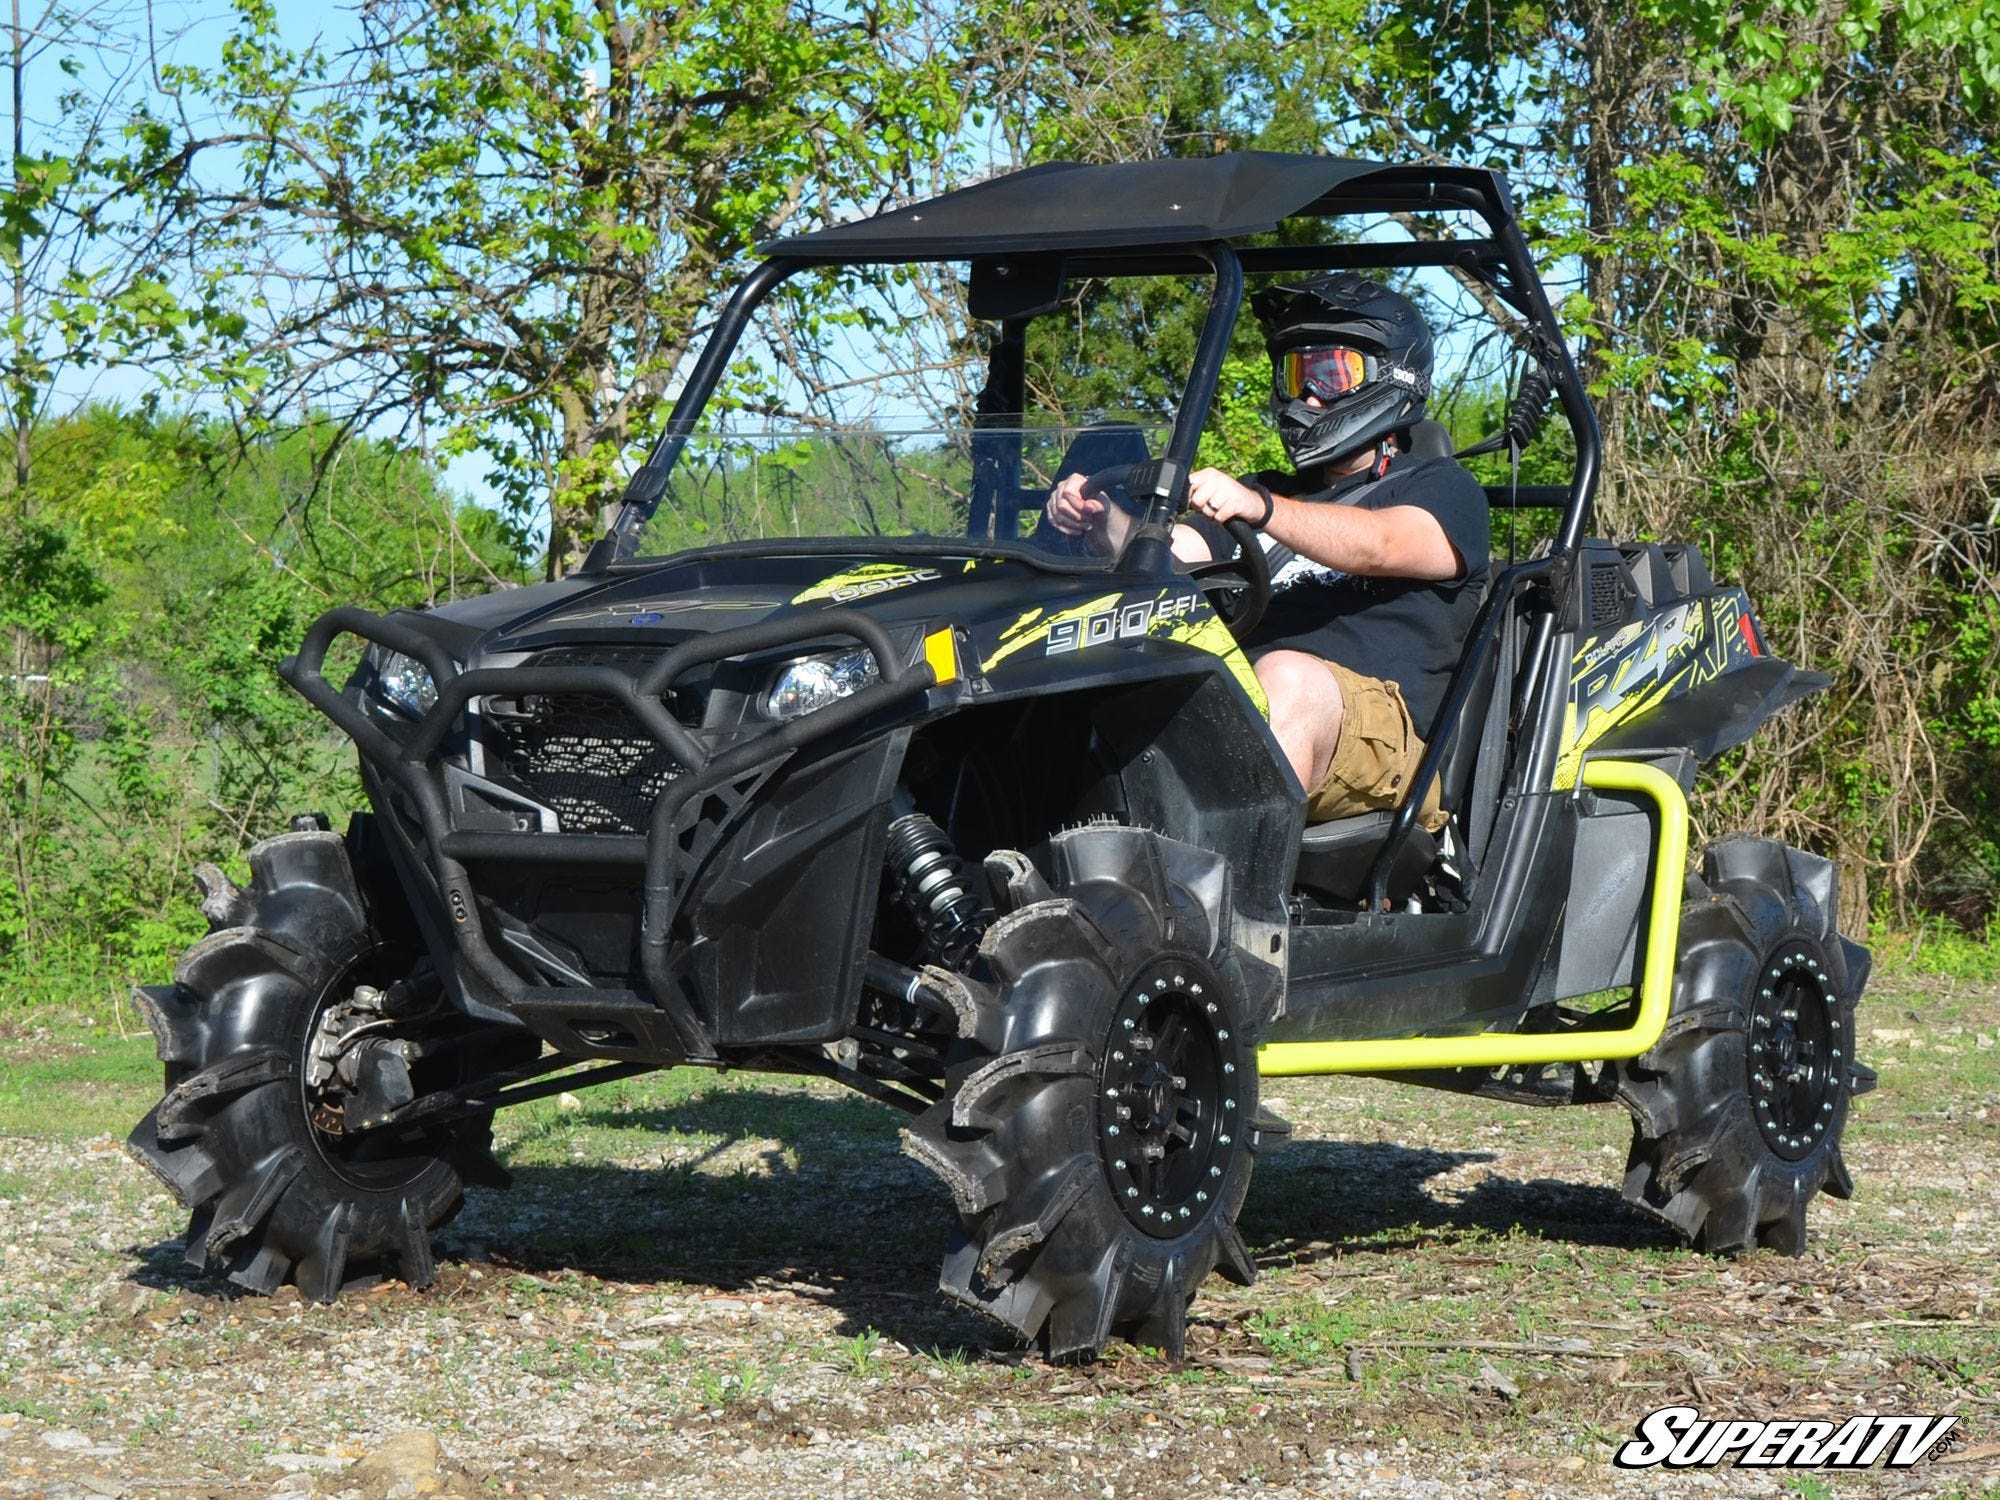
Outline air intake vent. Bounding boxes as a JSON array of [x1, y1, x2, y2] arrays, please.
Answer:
[[1589, 565, 1631, 629]]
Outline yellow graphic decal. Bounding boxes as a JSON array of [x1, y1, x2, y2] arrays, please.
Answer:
[[1160, 611, 1268, 716], [982, 594, 1122, 671], [1554, 593, 1761, 789], [791, 562, 942, 605]]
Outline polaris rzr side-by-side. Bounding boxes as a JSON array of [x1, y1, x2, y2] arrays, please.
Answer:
[[128, 154, 1872, 1359]]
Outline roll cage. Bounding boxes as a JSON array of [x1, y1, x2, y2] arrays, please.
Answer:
[[575, 154, 1602, 909]]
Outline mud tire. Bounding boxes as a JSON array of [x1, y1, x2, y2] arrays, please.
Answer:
[[1616, 837, 1872, 1255], [903, 825, 1286, 1360], [126, 824, 525, 1299]]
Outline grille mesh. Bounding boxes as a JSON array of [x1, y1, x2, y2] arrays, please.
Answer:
[[480, 647, 693, 835], [1590, 566, 1628, 628]]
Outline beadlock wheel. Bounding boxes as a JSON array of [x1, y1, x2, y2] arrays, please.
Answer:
[[1616, 837, 1873, 1255], [901, 824, 1287, 1361], [1747, 944, 1844, 1162], [1098, 960, 1236, 1236]]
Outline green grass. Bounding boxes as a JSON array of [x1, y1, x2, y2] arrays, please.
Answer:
[[0, 1029, 159, 1137]]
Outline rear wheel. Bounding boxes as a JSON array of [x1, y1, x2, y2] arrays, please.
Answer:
[[126, 824, 531, 1298], [901, 825, 1287, 1360], [1616, 838, 1873, 1254]]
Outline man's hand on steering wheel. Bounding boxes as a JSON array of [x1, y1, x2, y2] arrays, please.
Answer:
[[1051, 463, 1273, 641], [1045, 471, 1107, 537], [1185, 467, 1272, 529]]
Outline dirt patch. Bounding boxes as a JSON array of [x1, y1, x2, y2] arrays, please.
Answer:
[[1, 973, 1995, 1498]]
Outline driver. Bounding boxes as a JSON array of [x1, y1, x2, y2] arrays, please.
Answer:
[[1046, 274, 1488, 830]]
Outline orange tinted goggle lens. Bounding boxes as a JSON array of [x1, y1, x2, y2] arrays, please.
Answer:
[[1279, 346, 1369, 399]]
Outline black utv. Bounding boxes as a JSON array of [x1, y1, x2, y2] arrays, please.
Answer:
[[128, 154, 1872, 1360]]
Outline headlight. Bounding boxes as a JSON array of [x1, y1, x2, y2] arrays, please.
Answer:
[[764, 648, 879, 720], [366, 649, 439, 718]]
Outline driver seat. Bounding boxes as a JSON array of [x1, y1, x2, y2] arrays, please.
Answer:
[[1291, 570, 1506, 905]]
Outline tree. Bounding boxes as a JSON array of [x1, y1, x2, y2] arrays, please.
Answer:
[[136, 0, 971, 575]]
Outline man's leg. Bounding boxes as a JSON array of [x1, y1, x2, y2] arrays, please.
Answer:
[[1255, 649, 1345, 792]]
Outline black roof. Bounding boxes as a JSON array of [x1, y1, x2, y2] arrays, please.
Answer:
[[763, 153, 1512, 263]]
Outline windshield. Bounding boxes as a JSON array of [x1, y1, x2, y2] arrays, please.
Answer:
[[617, 239, 1573, 565], [630, 418, 1171, 560], [625, 262, 1201, 562]]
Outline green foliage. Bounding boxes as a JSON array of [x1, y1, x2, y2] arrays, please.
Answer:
[[138, 0, 974, 572], [0, 407, 525, 1016]]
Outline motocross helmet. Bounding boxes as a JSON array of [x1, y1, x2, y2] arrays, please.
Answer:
[[1253, 273, 1434, 472]]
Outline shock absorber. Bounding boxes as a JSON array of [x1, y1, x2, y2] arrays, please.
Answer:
[[885, 797, 992, 972]]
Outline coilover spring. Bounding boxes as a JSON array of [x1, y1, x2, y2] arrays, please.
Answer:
[[885, 811, 992, 971]]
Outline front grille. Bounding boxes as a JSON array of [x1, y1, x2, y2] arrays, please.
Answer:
[[480, 647, 698, 835]]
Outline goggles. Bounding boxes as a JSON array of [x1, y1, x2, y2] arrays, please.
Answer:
[[1275, 344, 1374, 402]]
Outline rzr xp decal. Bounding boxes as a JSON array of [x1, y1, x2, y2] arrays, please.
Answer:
[[791, 563, 944, 605], [1554, 587, 1765, 788]]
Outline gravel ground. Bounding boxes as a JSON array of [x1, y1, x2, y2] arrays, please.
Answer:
[[2, 975, 1996, 1499]]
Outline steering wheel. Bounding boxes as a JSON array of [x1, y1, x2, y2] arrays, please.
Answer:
[[1082, 463, 1272, 641]]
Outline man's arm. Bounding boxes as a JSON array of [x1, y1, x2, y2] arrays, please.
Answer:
[[1185, 467, 1463, 581]]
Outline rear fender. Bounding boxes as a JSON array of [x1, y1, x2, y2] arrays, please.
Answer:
[[1554, 540, 1827, 788]]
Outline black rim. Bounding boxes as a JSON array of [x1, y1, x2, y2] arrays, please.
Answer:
[[1097, 959, 1238, 1237], [1748, 943, 1842, 1162]]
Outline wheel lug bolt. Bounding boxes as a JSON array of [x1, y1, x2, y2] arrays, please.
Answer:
[[1821, 1102, 1833, 1114], [1107, 1125, 1120, 1136], [1217, 1029, 1230, 1041], [1117, 1105, 1130, 1120], [1196, 1191, 1208, 1203], [1178, 1206, 1191, 1219], [1173, 974, 1185, 986], [1206, 1003, 1217, 1015], [1223, 1063, 1235, 1075], [1105, 1088, 1118, 1099], [1224, 1099, 1235, 1109], [1190, 983, 1204, 996], [1126, 1186, 1138, 1198], [1831, 1048, 1841, 1059], [1154, 978, 1168, 992], [1209, 1166, 1222, 1178], [1115, 1159, 1128, 1171], [1141, 1205, 1154, 1216], [1112, 1050, 1124, 1061], [1218, 1134, 1230, 1145], [1123, 1018, 1136, 1030], [1761, 988, 1773, 999]]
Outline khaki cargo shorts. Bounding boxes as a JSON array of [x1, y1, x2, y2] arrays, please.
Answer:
[[1304, 659, 1446, 833]]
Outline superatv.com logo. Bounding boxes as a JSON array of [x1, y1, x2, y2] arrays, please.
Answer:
[[1613, 1406, 1959, 1470]]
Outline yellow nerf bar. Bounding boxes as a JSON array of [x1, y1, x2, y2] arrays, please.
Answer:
[[1258, 758, 1688, 1076]]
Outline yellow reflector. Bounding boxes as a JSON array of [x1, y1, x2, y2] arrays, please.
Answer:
[[924, 627, 958, 685]]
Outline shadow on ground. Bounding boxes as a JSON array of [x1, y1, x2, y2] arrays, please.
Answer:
[[126, 1091, 1680, 1352]]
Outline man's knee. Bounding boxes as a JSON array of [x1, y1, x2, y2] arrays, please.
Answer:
[[1257, 650, 1343, 731]]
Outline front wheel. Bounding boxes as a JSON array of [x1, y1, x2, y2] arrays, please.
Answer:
[[126, 824, 531, 1298], [1615, 838, 1873, 1254], [901, 825, 1287, 1360]]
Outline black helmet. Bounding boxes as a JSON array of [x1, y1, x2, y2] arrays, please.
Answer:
[[1252, 273, 1434, 471]]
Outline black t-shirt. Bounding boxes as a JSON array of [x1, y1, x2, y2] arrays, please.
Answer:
[[1186, 456, 1489, 734]]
